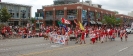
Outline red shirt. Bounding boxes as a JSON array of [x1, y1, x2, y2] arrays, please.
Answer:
[[109, 29, 114, 35]]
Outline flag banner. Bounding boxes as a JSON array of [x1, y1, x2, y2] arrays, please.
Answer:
[[57, 20, 68, 32], [61, 18, 71, 24], [57, 20, 63, 27], [74, 19, 79, 26], [53, 35, 66, 45], [79, 21, 85, 30]]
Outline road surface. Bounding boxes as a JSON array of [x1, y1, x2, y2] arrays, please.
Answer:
[[0, 34, 133, 56]]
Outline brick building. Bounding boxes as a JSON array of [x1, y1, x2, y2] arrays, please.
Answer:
[[35, 2, 133, 27]]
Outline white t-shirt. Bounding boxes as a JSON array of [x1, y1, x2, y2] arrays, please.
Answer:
[[89, 33, 95, 39]]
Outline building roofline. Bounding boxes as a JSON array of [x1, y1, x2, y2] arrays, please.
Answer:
[[0, 2, 32, 7], [116, 14, 133, 19], [42, 2, 114, 13]]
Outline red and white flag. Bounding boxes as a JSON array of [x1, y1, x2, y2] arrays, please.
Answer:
[[61, 18, 71, 24]]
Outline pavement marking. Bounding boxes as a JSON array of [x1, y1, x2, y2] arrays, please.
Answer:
[[17, 44, 88, 56], [119, 47, 128, 52], [0, 48, 11, 51], [35, 43, 50, 46], [51, 45, 61, 47]]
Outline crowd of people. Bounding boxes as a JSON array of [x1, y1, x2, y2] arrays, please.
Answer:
[[0, 24, 129, 45], [45, 26, 129, 45]]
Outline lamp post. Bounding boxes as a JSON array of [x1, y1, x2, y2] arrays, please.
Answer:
[[43, 9, 45, 27], [21, 10, 26, 27], [120, 16, 123, 27], [81, 0, 83, 23], [8, 9, 12, 25]]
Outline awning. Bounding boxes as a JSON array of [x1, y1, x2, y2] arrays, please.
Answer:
[[90, 21, 96, 24], [96, 21, 102, 25]]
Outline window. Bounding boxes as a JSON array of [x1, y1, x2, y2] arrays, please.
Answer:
[[96, 12, 100, 19], [17, 13, 19, 18], [46, 11, 53, 16], [67, 10, 77, 15], [12, 13, 14, 18], [10, 13, 13, 17], [88, 11, 94, 21], [28, 13, 30, 17], [56, 10, 64, 15]]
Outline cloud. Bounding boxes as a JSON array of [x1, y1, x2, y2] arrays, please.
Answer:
[[92, 0, 133, 15]]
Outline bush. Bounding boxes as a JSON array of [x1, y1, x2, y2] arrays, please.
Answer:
[[0, 24, 5, 30]]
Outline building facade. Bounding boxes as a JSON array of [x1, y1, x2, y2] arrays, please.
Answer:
[[41, 2, 116, 27], [0, 2, 32, 26], [116, 14, 133, 26], [35, 2, 133, 27]]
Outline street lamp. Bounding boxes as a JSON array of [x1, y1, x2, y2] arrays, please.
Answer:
[[120, 16, 123, 27], [81, 0, 83, 23], [43, 9, 45, 27], [21, 10, 26, 27]]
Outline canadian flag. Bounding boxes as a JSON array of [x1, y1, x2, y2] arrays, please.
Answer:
[[61, 18, 71, 24]]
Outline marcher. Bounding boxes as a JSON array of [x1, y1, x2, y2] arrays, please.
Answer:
[[75, 29, 81, 44], [120, 28, 124, 41], [89, 31, 96, 44], [80, 30, 86, 44]]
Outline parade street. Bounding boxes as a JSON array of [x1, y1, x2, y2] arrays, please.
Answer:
[[0, 34, 133, 56]]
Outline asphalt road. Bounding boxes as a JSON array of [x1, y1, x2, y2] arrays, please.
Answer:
[[0, 34, 133, 56]]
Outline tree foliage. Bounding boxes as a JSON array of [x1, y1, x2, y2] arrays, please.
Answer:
[[30, 17, 36, 23], [0, 7, 11, 22], [101, 15, 122, 27]]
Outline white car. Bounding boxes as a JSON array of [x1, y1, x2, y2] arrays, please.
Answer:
[[126, 28, 133, 34]]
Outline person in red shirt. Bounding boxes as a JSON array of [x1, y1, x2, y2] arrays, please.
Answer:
[[109, 28, 113, 41], [1, 27, 7, 38], [80, 30, 86, 44], [85, 29, 89, 38]]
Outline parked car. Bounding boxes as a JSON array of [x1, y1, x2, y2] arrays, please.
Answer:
[[126, 27, 133, 34]]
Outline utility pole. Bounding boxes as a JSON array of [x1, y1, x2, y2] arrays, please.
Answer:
[[81, 0, 83, 23]]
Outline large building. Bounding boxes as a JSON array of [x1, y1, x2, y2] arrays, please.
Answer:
[[37, 2, 116, 27], [0, 2, 32, 26], [35, 1, 133, 27]]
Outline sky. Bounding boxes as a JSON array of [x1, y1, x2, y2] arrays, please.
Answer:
[[2, 0, 133, 17]]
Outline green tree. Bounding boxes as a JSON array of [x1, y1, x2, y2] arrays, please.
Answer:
[[30, 17, 36, 23], [0, 7, 11, 22], [101, 15, 122, 27], [113, 11, 119, 14]]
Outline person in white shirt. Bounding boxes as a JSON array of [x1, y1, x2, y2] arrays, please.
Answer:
[[89, 31, 96, 44]]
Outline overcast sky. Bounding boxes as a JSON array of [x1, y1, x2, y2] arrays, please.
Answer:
[[2, 0, 133, 17]]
